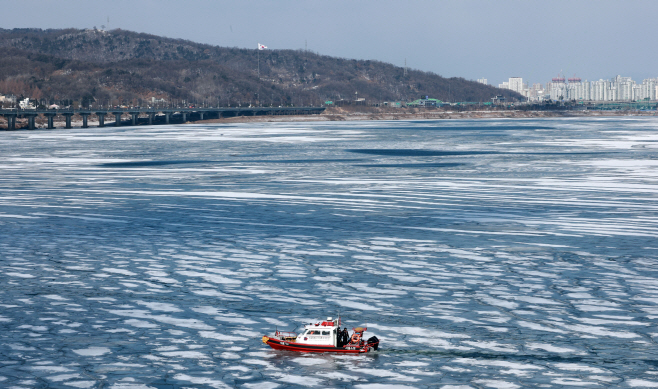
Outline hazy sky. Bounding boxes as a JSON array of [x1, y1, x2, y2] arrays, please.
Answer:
[[4, 0, 658, 86]]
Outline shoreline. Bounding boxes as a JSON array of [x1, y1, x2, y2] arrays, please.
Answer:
[[2, 109, 657, 129], [194, 108, 658, 124]]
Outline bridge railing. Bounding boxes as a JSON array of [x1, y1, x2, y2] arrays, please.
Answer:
[[1, 106, 325, 114]]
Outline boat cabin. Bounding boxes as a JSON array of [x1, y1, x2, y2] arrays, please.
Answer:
[[296, 317, 339, 346]]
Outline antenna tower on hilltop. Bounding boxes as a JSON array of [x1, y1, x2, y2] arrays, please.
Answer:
[[404, 58, 407, 77]]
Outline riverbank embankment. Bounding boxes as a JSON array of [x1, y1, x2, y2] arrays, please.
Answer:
[[197, 106, 658, 124], [2, 107, 657, 129]]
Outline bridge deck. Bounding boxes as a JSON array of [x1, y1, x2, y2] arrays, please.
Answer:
[[0, 106, 326, 130]]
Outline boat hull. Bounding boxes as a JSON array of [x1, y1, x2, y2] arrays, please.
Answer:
[[263, 336, 371, 354]]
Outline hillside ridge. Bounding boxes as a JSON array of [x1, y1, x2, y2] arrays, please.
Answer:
[[0, 28, 522, 107]]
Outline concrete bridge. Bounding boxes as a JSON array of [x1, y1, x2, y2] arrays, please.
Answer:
[[0, 106, 326, 130]]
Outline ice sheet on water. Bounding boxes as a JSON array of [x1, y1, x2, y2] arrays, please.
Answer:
[[47, 373, 82, 382], [525, 343, 580, 354], [472, 380, 520, 389], [65, 381, 97, 388], [159, 351, 208, 359], [101, 268, 138, 276], [461, 340, 518, 353], [273, 373, 324, 387], [123, 319, 158, 328], [353, 384, 419, 389], [72, 347, 111, 356], [4, 118, 658, 387], [176, 270, 241, 284], [198, 331, 243, 341], [242, 383, 280, 389], [29, 365, 73, 373], [110, 383, 157, 389], [628, 379, 658, 388], [292, 357, 327, 366], [336, 300, 380, 311], [134, 301, 182, 312], [107, 309, 215, 330]]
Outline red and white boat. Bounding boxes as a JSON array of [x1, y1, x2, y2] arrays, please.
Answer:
[[262, 317, 379, 354]]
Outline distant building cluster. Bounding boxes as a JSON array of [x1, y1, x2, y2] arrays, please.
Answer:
[[0, 94, 16, 104], [493, 75, 658, 102], [407, 97, 446, 107]]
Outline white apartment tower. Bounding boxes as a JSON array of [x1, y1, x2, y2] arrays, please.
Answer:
[[508, 77, 524, 94], [590, 80, 610, 101], [615, 76, 634, 101], [566, 82, 590, 100], [639, 79, 658, 100]]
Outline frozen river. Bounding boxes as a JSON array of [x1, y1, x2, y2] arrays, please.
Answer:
[[2, 117, 658, 388]]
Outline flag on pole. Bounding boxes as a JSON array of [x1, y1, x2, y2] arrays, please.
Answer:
[[258, 43, 267, 50]]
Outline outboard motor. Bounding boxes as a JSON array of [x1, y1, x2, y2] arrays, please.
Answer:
[[367, 336, 379, 351]]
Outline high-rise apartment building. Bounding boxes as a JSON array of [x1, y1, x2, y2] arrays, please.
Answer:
[[590, 80, 610, 101], [615, 76, 635, 101], [508, 77, 524, 94], [566, 81, 590, 101], [639, 79, 658, 100]]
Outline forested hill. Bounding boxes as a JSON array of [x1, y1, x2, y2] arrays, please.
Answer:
[[0, 28, 522, 107]]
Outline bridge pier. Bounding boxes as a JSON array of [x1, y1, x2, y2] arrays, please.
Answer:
[[148, 113, 154, 125], [130, 112, 138, 126], [81, 113, 89, 128], [96, 112, 106, 127], [114, 112, 122, 126], [45, 113, 56, 129], [165, 113, 170, 124], [63, 113, 73, 129], [25, 113, 38, 130], [4, 114, 16, 130], [199, 112, 204, 120], [182, 112, 187, 122]]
